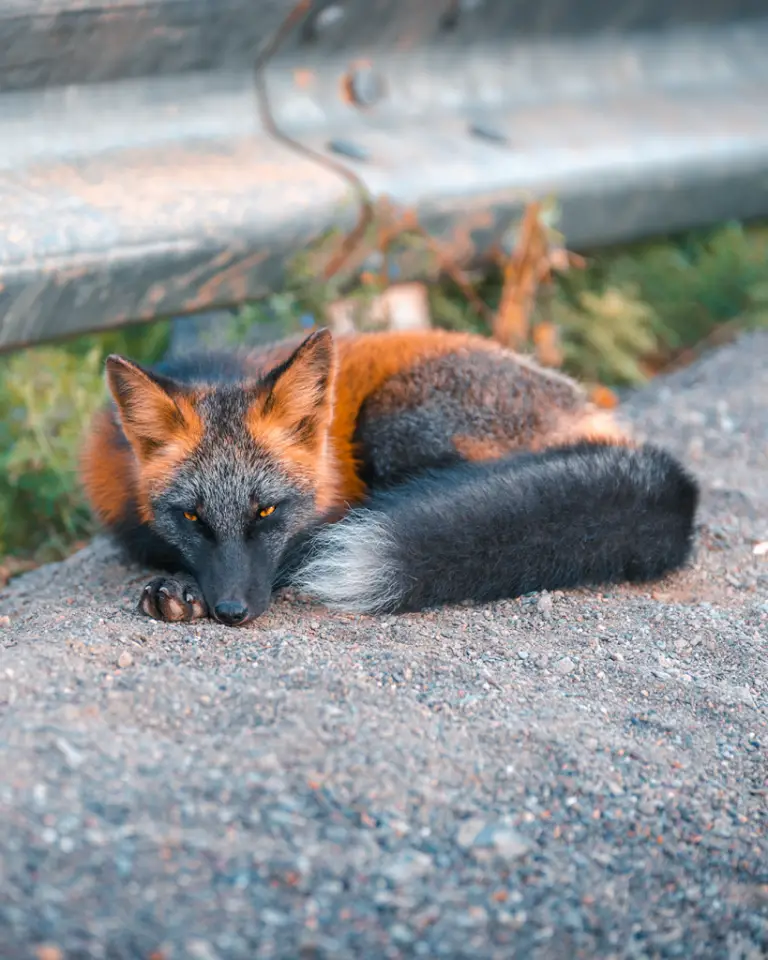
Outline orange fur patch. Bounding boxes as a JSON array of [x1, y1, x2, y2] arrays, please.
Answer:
[[89, 357, 207, 522], [452, 435, 511, 461], [545, 408, 634, 450], [105, 356, 203, 459], [244, 329, 498, 509], [79, 409, 138, 525], [589, 384, 620, 410], [243, 330, 501, 508], [137, 392, 205, 519], [245, 330, 341, 512], [81, 399, 205, 524]]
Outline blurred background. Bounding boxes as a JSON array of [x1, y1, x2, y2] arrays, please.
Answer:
[[1, 0, 767, 575]]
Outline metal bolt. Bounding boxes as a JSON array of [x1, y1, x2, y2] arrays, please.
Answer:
[[327, 139, 369, 162], [316, 4, 345, 31], [302, 3, 345, 43], [343, 64, 386, 108], [440, 0, 483, 30], [469, 122, 510, 145]]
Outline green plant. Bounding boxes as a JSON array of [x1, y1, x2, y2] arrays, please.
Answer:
[[0, 321, 171, 562], [561, 221, 768, 354], [0, 346, 104, 559], [431, 220, 768, 386]]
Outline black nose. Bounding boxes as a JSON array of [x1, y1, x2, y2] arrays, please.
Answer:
[[214, 600, 249, 626]]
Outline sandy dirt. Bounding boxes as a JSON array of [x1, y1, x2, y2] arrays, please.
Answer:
[[0, 332, 766, 960]]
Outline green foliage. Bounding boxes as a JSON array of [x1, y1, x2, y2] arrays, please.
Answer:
[[234, 292, 310, 342], [436, 219, 768, 387], [559, 221, 768, 359], [0, 346, 104, 559], [552, 286, 660, 385], [0, 321, 170, 562]]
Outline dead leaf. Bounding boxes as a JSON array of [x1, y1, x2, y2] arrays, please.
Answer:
[[0, 556, 40, 588], [589, 385, 620, 410], [532, 321, 564, 367], [492, 202, 585, 353]]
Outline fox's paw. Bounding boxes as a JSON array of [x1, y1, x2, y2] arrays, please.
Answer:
[[138, 576, 208, 622]]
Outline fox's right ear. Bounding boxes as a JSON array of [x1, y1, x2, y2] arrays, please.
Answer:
[[105, 355, 190, 459], [259, 327, 337, 431]]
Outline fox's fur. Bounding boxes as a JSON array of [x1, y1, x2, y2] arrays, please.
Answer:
[[80, 328, 699, 625]]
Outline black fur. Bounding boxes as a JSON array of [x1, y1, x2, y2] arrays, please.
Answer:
[[297, 443, 699, 613]]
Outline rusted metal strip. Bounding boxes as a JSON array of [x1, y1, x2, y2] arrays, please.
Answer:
[[1, 0, 768, 350]]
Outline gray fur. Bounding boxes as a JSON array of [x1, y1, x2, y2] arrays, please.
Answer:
[[154, 392, 312, 539], [353, 350, 584, 487]]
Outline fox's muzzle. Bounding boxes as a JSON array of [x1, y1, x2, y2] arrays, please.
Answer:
[[198, 540, 275, 626]]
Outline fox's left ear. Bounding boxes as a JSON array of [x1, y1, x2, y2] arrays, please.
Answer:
[[105, 355, 196, 460], [258, 328, 337, 440]]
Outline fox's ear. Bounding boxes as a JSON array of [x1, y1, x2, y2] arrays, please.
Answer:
[[258, 328, 336, 439], [105, 355, 190, 459]]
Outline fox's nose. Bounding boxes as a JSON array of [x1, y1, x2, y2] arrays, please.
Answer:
[[214, 600, 249, 626]]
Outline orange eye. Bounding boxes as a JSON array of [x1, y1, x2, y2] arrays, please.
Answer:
[[183, 511, 198, 522], [258, 505, 276, 518]]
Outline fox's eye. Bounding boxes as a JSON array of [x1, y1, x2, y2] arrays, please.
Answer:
[[183, 511, 198, 522], [258, 505, 276, 519]]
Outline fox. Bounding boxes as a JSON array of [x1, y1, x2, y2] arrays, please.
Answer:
[[80, 327, 699, 626]]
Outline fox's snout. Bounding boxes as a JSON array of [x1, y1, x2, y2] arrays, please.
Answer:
[[204, 586, 272, 626], [195, 540, 275, 627]]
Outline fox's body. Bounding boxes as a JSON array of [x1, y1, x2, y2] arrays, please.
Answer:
[[81, 328, 698, 625]]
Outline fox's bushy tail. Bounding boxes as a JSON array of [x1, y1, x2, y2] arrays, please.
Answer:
[[290, 443, 699, 614]]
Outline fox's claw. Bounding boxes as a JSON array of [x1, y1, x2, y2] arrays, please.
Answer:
[[138, 576, 208, 622]]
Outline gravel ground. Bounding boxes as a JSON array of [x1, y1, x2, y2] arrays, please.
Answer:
[[1, 333, 766, 960]]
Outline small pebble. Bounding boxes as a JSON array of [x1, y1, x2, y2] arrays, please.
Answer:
[[117, 651, 133, 669], [457, 817, 487, 849], [731, 686, 755, 707], [381, 850, 434, 884], [555, 656, 576, 675], [491, 828, 532, 862], [537, 592, 553, 619], [390, 923, 415, 944], [36, 947, 64, 960]]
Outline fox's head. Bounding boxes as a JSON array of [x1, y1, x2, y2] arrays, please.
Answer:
[[105, 329, 338, 625]]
